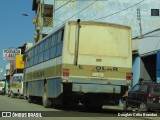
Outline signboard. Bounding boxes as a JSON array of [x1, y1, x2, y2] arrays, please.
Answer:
[[3, 49, 21, 60], [15, 55, 24, 69]]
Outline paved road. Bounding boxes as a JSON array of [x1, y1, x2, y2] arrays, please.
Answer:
[[0, 95, 159, 120]]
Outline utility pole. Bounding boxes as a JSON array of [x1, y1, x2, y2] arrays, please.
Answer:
[[137, 7, 143, 38]]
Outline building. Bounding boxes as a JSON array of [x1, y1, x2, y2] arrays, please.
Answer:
[[10, 43, 33, 77], [32, 0, 54, 42], [132, 28, 160, 86], [32, 0, 160, 42]]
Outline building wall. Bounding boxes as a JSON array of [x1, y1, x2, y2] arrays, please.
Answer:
[[53, 0, 160, 37], [132, 56, 140, 86], [33, 0, 160, 39], [138, 30, 160, 56]]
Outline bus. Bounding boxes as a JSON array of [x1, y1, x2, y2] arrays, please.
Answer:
[[9, 73, 24, 98], [23, 20, 132, 109]]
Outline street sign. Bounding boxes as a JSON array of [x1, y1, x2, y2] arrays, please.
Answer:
[[3, 49, 21, 60]]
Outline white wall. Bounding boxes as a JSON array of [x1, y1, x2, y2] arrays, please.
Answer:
[[138, 30, 160, 56]]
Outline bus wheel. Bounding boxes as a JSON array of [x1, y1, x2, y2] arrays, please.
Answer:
[[24, 96, 27, 100], [10, 91, 15, 98], [18, 91, 22, 99], [28, 96, 33, 103], [43, 84, 51, 108]]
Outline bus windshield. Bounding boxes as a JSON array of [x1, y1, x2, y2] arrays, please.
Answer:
[[12, 76, 22, 82]]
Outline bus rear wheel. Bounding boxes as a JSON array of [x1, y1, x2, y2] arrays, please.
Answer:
[[42, 84, 51, 108], [28, 96, 33, 103]]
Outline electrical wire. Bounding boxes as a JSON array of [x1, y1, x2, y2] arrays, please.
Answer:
[[53, 0, 98, 30], [84, 0, 119, 21], [54, 0, 72, 12], [93, 0, 145, 21], [54, 1, 85, 22]]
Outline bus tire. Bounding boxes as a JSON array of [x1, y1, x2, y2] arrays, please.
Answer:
[[10, 91, 15, 98], [28, 96, 33, 103], [43, 84, 51, 108], [24, 96, 27, 100]]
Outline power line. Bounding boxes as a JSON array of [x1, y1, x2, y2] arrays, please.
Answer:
[[62, 0, 97, 21], [53, 0, 98, 29], [93, 0, 145, 21], [85, 0, 119, 21], [54, 0, 72, 12], [54, 1, 84, 22]]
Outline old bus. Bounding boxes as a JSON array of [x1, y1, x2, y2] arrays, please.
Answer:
[[23, 21, 132, 109], [9, 73, 24, 98]]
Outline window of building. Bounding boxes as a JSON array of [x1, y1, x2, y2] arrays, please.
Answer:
[[151, 9, 159, 16]]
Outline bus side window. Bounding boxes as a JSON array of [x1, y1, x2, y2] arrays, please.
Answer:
[[51, 35, 57, 46], [44, 37, 51, 61], [50, 46, 56, 59], [55, 30, 63, 57], [57, 30, 63, 43], [38, 42, 44, 63], [30, 48, 34, 66], [61, 29, 64, 41], [56, 42, 63, 57]]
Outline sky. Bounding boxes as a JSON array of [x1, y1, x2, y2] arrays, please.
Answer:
[[0, 0, 35, 78]]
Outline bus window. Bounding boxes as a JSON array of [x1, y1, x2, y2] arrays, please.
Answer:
[[39, 52, 44, 63], [12, 76, 22, 82], [50, 46, 56, 59], [45, 38, 50, 50], [30, 58, 34, 66], [51, 34, 57, 47], [44, 49, 50, 61], [39, 42, 44, 53], [33, 55, 39, 65], [56, 42, 63, 57], [34, 46, 39, 55], [57, 31, 62, 43]]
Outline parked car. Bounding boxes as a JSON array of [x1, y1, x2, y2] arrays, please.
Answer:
[[123, 81, 160, 111]]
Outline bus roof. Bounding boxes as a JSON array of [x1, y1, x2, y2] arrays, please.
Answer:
[[26, 20, 131, 52]]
